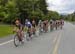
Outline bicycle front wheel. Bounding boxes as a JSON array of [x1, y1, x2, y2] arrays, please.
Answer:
[[14, 35, 20, 47]]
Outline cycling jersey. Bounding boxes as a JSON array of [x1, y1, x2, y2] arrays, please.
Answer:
[[43, 21, 47, 26], [16, 24, 24, 31], [38, 20, 43, 29], [60, 20, 64, 25], [50, 20, 53, 24], [25, 21, 32, 28], [32, 20, 36, 27]]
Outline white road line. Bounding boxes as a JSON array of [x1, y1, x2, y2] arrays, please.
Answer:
[[0, 39, 14, 46]]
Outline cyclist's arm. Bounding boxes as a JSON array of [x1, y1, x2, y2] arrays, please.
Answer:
[[13, 26, 17, 32]]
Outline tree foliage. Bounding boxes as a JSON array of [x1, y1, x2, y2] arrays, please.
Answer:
[[63, 12, 75, 21], [0, 0, 62, 24]]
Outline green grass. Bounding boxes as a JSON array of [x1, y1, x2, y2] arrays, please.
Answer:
[[0, 24, 13, 38]]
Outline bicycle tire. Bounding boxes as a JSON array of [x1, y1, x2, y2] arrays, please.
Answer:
[[14, 35, 20, 47]]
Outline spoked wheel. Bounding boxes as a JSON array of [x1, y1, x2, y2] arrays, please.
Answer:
[[14, 34, 25, 47], [14, 35, 20, 47]]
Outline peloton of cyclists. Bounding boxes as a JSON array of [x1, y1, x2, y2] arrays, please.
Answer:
[[13, 18, 64, 40]]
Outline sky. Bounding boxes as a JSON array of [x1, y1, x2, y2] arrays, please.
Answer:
[[46, 0, 75, 14]]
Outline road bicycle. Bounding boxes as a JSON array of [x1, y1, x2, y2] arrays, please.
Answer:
[[14, 32, 25, 47]]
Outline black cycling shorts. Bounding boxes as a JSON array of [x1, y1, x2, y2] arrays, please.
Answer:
[[32, 24, 36, 27]]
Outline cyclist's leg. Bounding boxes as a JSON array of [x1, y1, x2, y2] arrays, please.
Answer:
[[40, 24, 43, 32], [21, 31, 24, 38], [17, 30, 22, 41], [27, 28, 31, 37], [61, 22, 63, 29], [46, 24, 48, 31], [32, 26, 35, 34], [44, 23, 46, 31], [50, 24, 52, 31], [43, 24, 45, 32], [56, 24, 58, 30]]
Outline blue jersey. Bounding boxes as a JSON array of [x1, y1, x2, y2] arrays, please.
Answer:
[[25, 21, 32, 27]]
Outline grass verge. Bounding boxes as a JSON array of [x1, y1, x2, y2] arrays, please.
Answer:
[[0, 24, 13, 38]]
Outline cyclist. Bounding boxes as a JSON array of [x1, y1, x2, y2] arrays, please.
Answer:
[[43, 19, 48, 32], [25, 19, 32, 38], [46, 19, 49, 32], [50, 19, 54, 31], [25, 19, 32, 28], [55, 20, 58, 30], [13, 19, 24, 42], [38, 20, 42, 26], [58, 20, 60, 28], [32, 19, 36, 35], [60, 19, 64, 29], [60, 19, 64, 25], [38, 20, 43, 32]]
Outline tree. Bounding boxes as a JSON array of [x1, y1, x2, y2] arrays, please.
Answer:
[[0, 0, 48, 24], [3, 0, 18, 23], [47, 11, 60, 20]]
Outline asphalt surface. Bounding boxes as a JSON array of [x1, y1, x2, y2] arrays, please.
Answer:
[[0, 22, 75, 54]]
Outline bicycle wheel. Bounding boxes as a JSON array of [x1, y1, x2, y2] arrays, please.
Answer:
[[14, 35, 20, 47], [25, 33, 30, 41], [26, 31, 33, 41], [39, 28, 43, 35]]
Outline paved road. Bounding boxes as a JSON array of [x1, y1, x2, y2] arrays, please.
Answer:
[[0, 22, 75, 54]]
